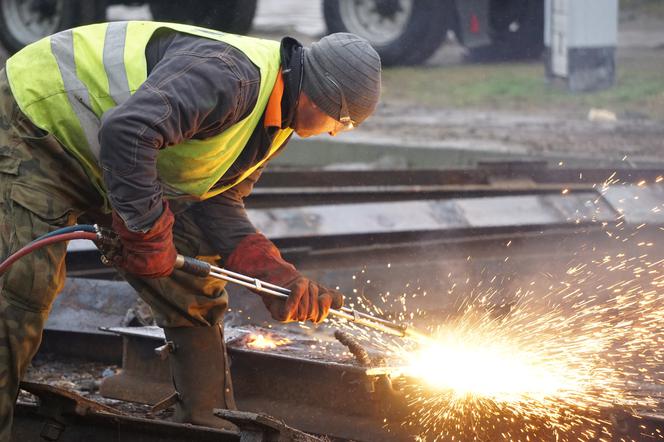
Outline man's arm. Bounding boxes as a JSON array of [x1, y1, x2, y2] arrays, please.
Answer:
[[213, 168, 344, 324], [98, 35, 260, 231], [192, 168, 263, 257]]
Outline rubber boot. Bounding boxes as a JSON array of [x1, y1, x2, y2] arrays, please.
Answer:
[[163, 324, 238, 430]]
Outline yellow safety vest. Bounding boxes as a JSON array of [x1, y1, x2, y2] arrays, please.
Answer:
[[6, 21, 293, 209]]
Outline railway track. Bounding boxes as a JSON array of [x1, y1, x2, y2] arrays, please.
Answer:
[[13, 162, 664, 441]]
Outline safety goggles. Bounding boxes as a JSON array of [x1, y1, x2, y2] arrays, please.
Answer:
[[325, 74, 355, 135]]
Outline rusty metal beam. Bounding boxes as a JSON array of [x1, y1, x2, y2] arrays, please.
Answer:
[[14, 381, 323, 442], [95, 326, 409, 441]]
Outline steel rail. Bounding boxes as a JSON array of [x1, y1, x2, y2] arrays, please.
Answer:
[[244, 165, 664, 206], [256, 166, 664, 188]]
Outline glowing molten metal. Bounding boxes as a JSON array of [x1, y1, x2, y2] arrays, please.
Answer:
[[245, 333, 291, 350]]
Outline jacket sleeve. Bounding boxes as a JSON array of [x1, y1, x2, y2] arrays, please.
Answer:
[[192, 168, 264, 257], [98, 40, 260, 231]]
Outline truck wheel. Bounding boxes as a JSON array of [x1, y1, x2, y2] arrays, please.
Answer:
[[150, 0, 257, 35], [323, 0, 448, 66], [0, 0, 92, 54], [468, 0, 544, 61]]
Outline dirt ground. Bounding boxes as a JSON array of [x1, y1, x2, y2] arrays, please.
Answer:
[[352, 11, 664, 164], [355, 99, 664, 162], [1, 5, 662, 165]]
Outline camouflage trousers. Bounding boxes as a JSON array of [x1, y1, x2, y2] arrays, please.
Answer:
[[0, 68, 229, 441]]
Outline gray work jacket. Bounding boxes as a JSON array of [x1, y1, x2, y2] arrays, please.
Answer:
[[99, 30, 302, 255]]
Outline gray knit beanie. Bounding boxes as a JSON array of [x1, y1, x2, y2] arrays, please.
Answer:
[[302, 32, 381, 125]]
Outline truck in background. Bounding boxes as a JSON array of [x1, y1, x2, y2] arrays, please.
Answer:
[[323, 0, 544, 65], [0, 0, 543, 66], [0, 0, 257, 54]]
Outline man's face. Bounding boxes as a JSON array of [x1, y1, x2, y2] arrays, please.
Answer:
[[292, 92, 343, 138]]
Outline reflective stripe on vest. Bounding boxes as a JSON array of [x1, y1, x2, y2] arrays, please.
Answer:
[[51, 29, 102, 160], [103, 22, 131, 106], [6, 21, 292, 206], [50, 21, 132, 160]]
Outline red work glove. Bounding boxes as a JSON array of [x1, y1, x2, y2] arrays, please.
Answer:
[[225, 233, 344, 323], [111, 200, 177, 278]]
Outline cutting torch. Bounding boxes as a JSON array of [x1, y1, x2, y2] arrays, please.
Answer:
[[0, 223, 428, 342], [174, 254, 429, 342]]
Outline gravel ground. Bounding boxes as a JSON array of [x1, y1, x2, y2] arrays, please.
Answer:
[[357, 101, 664, 163]]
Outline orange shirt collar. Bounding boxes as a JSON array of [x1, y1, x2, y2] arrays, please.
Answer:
[[264, 69, 285, 128]]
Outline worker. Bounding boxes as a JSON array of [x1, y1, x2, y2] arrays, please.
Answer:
[[0, 21, 381, 437]]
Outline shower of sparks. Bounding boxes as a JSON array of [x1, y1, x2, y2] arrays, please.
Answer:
[[392, 285, 662, 441], [325, 174, 664, 441]]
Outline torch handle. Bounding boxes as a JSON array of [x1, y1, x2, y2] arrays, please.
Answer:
[[174, 255, 211, 277], [174, 254, 423, 340]]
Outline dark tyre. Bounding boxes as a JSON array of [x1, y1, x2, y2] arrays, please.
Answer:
[[0, 0, 94, 54], [468, 0, 544, 61], [150, 0, 257, 35], [323, 0, 448, 66]]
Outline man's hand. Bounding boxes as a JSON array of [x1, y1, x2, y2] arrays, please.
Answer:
[[111, 200, 177, 278], [263, 276, 344, 323], [225, 233, 344, 324]]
